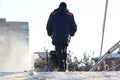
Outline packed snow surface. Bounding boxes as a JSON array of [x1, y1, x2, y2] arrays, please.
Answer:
[[0, 71, 120, 80]]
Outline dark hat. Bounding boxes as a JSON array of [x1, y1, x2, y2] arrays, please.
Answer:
[[59, 2, 67, 9]]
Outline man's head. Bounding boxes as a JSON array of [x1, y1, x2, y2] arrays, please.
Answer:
[[59, 2, 67, 9]]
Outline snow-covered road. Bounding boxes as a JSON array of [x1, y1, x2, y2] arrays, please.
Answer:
[[0, 71, 120, 80]]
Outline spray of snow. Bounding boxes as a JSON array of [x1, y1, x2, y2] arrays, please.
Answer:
[[0, 35, 32, 72]]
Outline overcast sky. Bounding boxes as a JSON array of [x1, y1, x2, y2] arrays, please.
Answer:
[[0, 0, 120, 59]]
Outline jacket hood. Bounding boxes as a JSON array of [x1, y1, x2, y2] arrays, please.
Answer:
[[54, 8, 69, 13]]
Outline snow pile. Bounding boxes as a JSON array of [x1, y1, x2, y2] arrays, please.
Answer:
[[0, 71, 120, 80]]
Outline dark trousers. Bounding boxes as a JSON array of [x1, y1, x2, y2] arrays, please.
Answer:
[[55, 43, 67, 70]]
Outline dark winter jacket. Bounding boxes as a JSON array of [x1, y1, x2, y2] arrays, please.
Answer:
[[47, 7, 77, 45]]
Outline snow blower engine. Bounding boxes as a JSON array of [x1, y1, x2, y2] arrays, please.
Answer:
[[33, 50, 58, 72]]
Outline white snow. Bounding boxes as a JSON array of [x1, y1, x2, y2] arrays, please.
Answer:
[[107, 52, 120, 58], [0, 71, 120, 80]]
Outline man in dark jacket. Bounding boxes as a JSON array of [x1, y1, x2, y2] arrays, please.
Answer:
[[47, 2, 77, 71]]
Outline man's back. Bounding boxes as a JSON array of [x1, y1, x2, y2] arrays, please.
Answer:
[[47, 6, 77, 44]]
